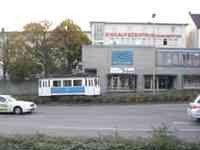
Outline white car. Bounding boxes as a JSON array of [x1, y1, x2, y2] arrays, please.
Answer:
[[0, 95, 37, 114], [187, 95, 200, 120]]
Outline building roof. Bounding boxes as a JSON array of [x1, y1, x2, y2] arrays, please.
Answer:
[[189, 13, 200, 29], [90, 21, 188, 26]]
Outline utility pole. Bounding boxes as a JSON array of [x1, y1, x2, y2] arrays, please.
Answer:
[[152, 13, 156, 94]]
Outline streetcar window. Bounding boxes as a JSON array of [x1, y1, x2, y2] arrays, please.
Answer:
[[43, 81, 45, 87], [94, 78, 97, 86], [63, 80, 72, 87], [91, 80, 94, 86], [39, 81, 42, 88], [73, 80, 82, 86], [85, 79, 88, 86], [89, 80, 93, 86], [53, 80, 61, 87], [45, 81, 47, 87], [48, 80, 50, 87]]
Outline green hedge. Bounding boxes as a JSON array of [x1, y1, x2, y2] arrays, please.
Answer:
[[15, 90, 200, 104], [0, 127, 199, 150]]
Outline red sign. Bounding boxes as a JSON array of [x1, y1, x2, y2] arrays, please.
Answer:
[[105, 32, 182, 38]]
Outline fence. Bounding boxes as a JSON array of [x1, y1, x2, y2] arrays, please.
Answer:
[[0, 80, 38, 96]]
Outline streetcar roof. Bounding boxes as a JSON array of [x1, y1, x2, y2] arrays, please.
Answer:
[[39, 73, 98, 80]]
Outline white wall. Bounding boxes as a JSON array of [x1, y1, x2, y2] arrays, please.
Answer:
[[91, 22, 187, 48]]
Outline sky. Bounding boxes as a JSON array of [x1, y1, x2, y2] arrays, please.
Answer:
[[0, 0, 200, 31]]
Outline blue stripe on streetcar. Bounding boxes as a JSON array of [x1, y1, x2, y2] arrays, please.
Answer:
[[51, 87, 85, 94]]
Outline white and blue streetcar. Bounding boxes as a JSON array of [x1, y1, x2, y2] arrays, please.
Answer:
[[38, 75, 100, 96]]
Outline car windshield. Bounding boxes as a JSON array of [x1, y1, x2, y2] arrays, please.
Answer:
[[7, 96, 17, 102], [194, 95, 200, 103]]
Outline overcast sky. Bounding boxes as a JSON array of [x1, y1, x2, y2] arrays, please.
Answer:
[[0, 0, 199, 31]]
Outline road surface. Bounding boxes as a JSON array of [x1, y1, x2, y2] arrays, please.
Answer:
[[0, 104, 199, 141]]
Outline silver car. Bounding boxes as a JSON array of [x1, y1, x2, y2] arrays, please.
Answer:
[[187, 95, 200, 120]]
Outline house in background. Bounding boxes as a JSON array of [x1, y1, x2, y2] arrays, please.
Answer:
[[188, 12, 200, 48]]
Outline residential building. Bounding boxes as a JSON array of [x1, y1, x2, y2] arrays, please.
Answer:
[[188, 12, 200, 48]]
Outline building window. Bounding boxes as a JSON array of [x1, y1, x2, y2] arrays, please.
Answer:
[[94, 23, 104, 41], [171, 53, 179, 65], [157, 51, 200, 67], [144, 76, 152, 89], [163, 39, 167, 46], [184, 76, 200, 89], [113, 76, 118, 88], [171, 26, 175, 32]]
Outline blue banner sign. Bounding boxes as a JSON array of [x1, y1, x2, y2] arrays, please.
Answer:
[[51, 87, 85, 94], [112, 49, 133, 65]]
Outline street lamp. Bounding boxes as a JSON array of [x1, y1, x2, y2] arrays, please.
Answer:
[[152, 13, 156, 94]]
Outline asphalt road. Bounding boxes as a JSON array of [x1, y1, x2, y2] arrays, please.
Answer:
[[0, 104, 200, 141]]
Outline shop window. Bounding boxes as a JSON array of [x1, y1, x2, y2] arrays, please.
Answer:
[[144, 76, 152, 89], [120, 76, 126, 88], [128, 76, 134, 89], [113, 76, 118, 88]]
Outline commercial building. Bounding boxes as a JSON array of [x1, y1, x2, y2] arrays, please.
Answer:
[[90, 21, 187, 47], [83, 45, 200, 93], [82, 21, 200, 93]]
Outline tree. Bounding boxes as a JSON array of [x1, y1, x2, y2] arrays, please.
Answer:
[[50, 19, 91, 74], [23, 21, 56, 77], [7, 32, 42, 81], [4, 19, 91, 81], [1, 28, 9, 80]]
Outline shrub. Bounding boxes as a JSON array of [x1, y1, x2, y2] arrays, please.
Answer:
[[0, 129, 199, 150], [14, 89, 200, 104]]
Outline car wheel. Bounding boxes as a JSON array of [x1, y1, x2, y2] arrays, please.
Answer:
[[14, 107, 23, 115]]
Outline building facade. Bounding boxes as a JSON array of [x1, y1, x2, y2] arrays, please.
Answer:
[[90, 21, 187, 48], [82, 45, 200, 93], [188, 13, 200, 48]]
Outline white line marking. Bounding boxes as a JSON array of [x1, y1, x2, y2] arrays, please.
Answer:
[[173, 121, 194, 125], [46, 126, 153, 132], [46, 126, 200, 133], [178, 129, 200, 132]]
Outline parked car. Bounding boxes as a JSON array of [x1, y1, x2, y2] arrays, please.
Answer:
[[0, 95, 37, 114], [187, 95, 200, 120]]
